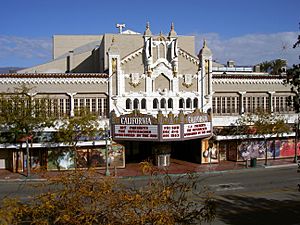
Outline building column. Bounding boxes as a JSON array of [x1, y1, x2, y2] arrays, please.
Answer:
[[238, 92, 246, 115], [67, 93, 77, 117], [268, 91, 275, 113]]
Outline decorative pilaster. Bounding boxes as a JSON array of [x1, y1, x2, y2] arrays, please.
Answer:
[[168, 22, 178, 77], [198, 39, 213, 113], [67, 93, 77, 117], [238, 91, 246, 115], [143, 22, 153, 76], [108, 37, 121, 113], [268, 91, 275, 113]]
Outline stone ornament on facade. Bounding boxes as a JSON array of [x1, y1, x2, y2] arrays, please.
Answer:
[[129, 73, 141, 87], [182, 74, 193, 88]]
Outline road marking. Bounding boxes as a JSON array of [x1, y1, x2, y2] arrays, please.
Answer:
[[209, 183, 244, 192], [234, 187, 300, 197]]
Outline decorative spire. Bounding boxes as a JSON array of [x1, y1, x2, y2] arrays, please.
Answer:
[[198, 38, 212, 58], [144, 21, 152, 36], [168, 22, 177, 37], [158, 31, 165, 41], [171, 22, 174, 31]]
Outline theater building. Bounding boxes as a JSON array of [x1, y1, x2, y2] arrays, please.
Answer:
[[0, 23, 297, 171]]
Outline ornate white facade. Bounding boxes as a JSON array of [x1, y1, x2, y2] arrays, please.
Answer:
[[0, 23, 297, 171]]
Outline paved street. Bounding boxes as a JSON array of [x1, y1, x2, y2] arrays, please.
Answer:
[[0, 163, 299, 225], [197, 167, 300, 225]]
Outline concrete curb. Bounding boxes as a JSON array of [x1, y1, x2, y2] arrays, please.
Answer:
[[0, 163, 297, 182], [263, 163, 298, 169], [0, 178, 47, 182]]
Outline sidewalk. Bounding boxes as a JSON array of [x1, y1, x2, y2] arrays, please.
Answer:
[[0, 158, 297, 181]]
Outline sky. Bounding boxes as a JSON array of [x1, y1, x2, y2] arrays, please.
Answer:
[[0, 0, 299, 67]]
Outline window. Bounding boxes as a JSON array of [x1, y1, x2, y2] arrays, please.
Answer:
[[86, 99, 91, 111], [193, 98, 198, 109], [65, 98, 70, 115], [92, 98, 97, 112], [126, 99, 131, 110], [153, 98, 158, 109], [212, 97, 216, 113], [103, 98, 108, 117], [141, 99, 146, 109], [133, 99, 139, 109], [226, 97, 231, 113], [161, 98, 166, 108], [186, 98, 192, 109], [98, 99, 102, 116], [179, 98, 184, 109], [221, 97, 226, 113], [168, 98, 173, 108]]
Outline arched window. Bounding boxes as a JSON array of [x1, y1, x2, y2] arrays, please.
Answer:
[[160, 98, 166, 108], [193, 98, 198, 108], [141, 99, 146, 109], [168, 98, 173, 109], [133, 98, 139, 109], [126, 99, 131, 109], [179, 98, 184, 109], [186, 98, 192, 108], [153, 98, 158, 109]]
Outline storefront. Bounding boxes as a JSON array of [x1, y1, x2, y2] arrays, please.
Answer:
[[216, 136, 300, 162]]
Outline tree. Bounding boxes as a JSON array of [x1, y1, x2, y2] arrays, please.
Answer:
[[0, 85, 56, 176], [284, 29, 300, 163], [0, 163, 216, 225], [236, 110, 290, 166], [53, 109, 100, 169], [259, 60, 272, 73], [259, 59, 286, 75], [285, 33, 300, 112]]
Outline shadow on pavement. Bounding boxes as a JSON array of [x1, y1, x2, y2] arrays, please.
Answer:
[[215, 194, 300, 225]]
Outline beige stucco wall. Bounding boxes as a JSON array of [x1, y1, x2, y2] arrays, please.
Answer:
[[154, 74, 170, 91], [178, 77, 197, 92], [72, 50, 100, 73], [53, 35, 103, 59], [121, 54, 144, 75], [104, 34, 144, 71], [212, 81, 290, 92], [177, 36, 196, 56], [125, 78, 146, 92], [18, 57, 67, 73], [178, 54, 198, 74], [0, 82, 108, 94]]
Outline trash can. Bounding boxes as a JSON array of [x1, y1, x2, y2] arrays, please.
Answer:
[[250, 158, 257, 167], [156, 154, 171, 167]]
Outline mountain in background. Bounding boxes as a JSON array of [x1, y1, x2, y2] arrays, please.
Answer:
[[0, 67, 25, 73]]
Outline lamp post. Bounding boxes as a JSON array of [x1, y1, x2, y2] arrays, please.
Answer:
[[104, 124, 110, 176], [294, 114, 300, 163], [25, 137, 30, 177]]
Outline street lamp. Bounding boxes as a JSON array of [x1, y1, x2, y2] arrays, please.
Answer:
[[294, 115, 300, 163], [104, 123, 110, 176]]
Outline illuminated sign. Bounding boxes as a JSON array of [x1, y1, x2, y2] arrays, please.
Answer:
[[120, 117, 152, 125], [162, 125, 181, 140], [111, 110, 212, 141], [114, 125, 158, 139], [184, 122, 211, 138]]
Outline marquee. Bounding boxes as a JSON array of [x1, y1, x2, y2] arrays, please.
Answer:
[[111, 110, 212, 141]]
